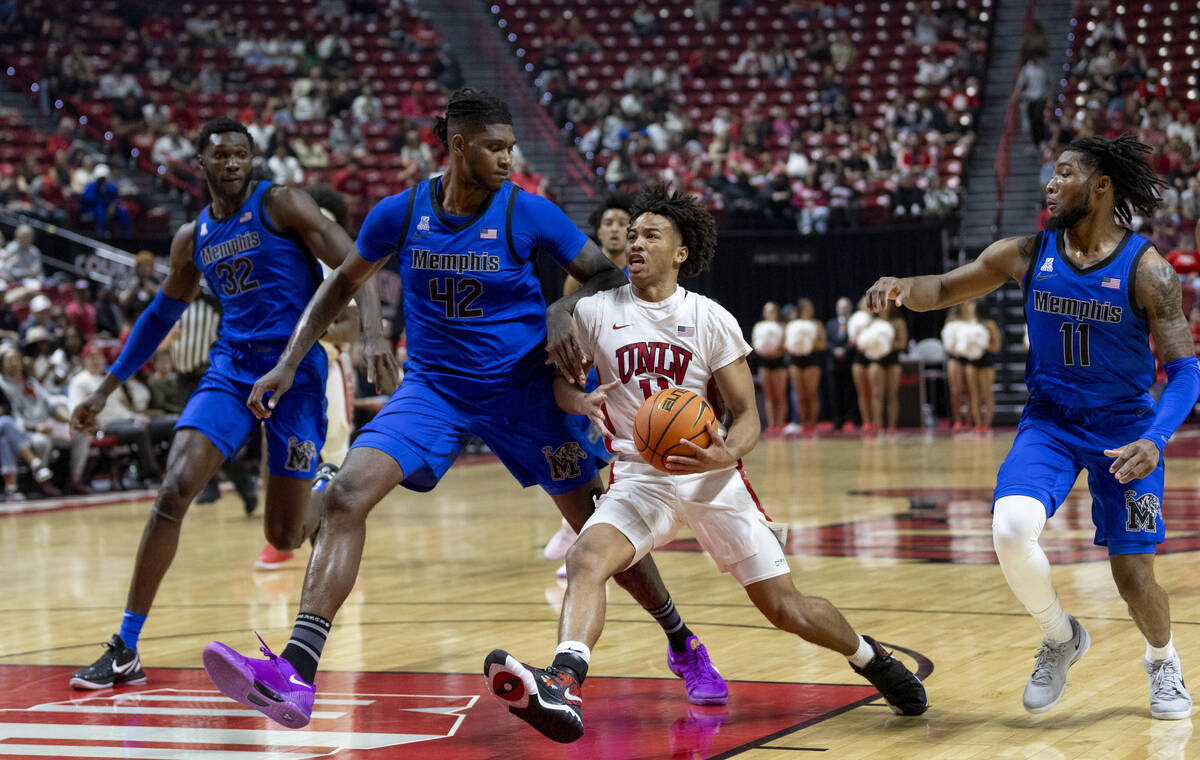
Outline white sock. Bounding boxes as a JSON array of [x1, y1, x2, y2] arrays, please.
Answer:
[[555, 640, 591, 664], [847, 635, 875, 669], [1147, 634, 1176, 663], [1030, 597, 1074, 644], [993, 496, 1073, 643]]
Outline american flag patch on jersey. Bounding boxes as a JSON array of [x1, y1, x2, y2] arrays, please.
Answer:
[[677, 325, 695, 337], [1101, 276, 1120, 289], [480, 228, 498, 239], [240, 211, 253, 222]]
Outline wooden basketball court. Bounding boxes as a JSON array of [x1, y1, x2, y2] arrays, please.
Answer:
[[2, 429, 1198, 758]]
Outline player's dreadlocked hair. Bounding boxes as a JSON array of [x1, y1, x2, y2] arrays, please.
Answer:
[[433, 88, 513, 151], [1067, 135, 1166, 225], [587, 190, 635, 233], [630, 182, 717, 279], [305, 184, 351, 231], [195, 117, 252, 155]]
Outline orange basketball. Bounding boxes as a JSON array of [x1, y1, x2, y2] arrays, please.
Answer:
[[633, 387, 717, 472]]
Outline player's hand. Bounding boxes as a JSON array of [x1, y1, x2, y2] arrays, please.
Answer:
[[1104, 438, 1161, 484], [546, 306, 588, 386], [865, 276, 909, 312], [70, 392, 107, 435], [665, 422, 736, 474], [575, 379, 619, 439], [364, 334, 400, 395], [247, 364, 297, 420]]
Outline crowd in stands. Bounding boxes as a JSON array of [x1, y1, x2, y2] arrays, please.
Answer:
[[0, 0, 461, 232], [1031, 2, 1200, 263], [512, 0, 988, 229]]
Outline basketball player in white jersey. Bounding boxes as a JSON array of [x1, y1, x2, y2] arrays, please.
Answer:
[[483, 183, 928, 744]]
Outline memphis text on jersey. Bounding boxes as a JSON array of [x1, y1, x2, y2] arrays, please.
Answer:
[[616, 342, 693, 384], [1031, 290, 1123, 323], [411, 249, 501, 274], [200, 231, 261, 266]]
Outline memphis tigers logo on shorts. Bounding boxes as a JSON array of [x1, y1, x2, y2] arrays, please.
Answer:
[[543, 441, 586, 481], [285, 436, 318, 472], [1124, 490, 1161, 532]]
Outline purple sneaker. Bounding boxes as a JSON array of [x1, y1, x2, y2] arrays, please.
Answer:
[[667, 636, 728, 706], [202, 634, 315, 728]]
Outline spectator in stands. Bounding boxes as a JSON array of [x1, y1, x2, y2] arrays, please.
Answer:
[[351, 84, 384, 125], [1015, 49, 1051, 149], [631, 3, 660, 36], [694, 0, 720, 24], [688, 46, 719, 77], [80, 164, 132, 237], [332, 156, 365, 197], [267, 143, 305, 186], [328, 116, 364, 156], [70, 155, 96, 195], [0, 344, 71, 488], [59, 50, 96, 96], [732, 39, 763, 76], [829, 30, 855, 67], [759, 172, 794, 229], [44, 116, 78, 161], [151, 123, 194, 167], [0, 380, 57, 500], [924, 172, 958, 217], [94, 286, 125, 338], [197, 63, 223, 95], [142, 92, 171, 131], [292, 135, 329, 169], [46, 325, 84, 389], [910, 1, 941, 44], [67, 342, 162, 491], [431, 48, 463, 92], [1, 224, 44, 282], [317, 28, 352, 70], [763, 39, 797, 78], [294, 86, 327, 123], [118, 251, 160, 317], [65, 280, 97, 340]]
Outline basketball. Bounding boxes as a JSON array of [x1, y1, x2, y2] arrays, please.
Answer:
[[633, 387, 716, 472]]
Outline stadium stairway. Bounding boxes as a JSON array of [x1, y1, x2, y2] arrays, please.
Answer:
[[415, 0, 596, 224]]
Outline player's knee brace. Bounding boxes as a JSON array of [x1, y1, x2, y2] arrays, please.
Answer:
[[991, 495, 1048, 561]]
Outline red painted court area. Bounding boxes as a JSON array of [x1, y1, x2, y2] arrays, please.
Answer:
[[0, 666, 880, 759]]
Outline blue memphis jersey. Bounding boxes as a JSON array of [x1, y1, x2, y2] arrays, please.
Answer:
[[357, 178, 586, 380], [194, 180, 322, 344], [1022, 228, 1156, 408]]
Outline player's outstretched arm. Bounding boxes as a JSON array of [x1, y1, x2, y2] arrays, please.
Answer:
[[267, 186, 399, 393], [553, 375, 618, 439], [73, 224, 200, 434], [547, 239, 628, 385], [666, 356, 758, 473], [865, 234, 1038, 313], [1106, 250, 1200, 483]]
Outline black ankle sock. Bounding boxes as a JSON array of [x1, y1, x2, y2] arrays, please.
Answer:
[[280, 612, 331, 684], [648, 598, 693, 652], [552, 652, 589, 685]]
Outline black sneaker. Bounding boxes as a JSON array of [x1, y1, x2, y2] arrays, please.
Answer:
[[484, 649, 583, 743], [69, 634, 147, 690], [195, 481, 220, 505], [851, 636, 929, 716]]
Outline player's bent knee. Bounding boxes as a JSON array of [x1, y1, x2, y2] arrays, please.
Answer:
[[992, 495, 1047, 555], [152, 474, 193, 522], [322, 476, 374, 522]]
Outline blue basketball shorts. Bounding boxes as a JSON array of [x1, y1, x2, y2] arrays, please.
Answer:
[[993, 398, 1165, 555], [351, 367, 607, 495], [175, 340, 328, 479]]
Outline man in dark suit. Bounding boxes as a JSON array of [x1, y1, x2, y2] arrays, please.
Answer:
[[825, 296, 859, 431]]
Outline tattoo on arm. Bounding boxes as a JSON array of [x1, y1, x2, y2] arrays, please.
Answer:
[[1142, 254, 1193, 363], [1016, 234, 1037, 265]]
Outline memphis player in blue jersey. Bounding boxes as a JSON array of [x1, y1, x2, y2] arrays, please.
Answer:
[[67, 117, 397, 690], [201, 89, 725, 729], [867, 135, 1197, 720]]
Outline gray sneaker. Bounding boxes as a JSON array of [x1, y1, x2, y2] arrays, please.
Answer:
[[1147, 653, 1192, 720], [1022, 615, 1090, 713]]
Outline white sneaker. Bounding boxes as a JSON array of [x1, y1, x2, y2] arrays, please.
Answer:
[[1147, 653, 1193, 720], [1022, 615, 1090, 713], [542, 519, 578, 561], [31, 459, 52, 483], [782, 422, 802, 436]]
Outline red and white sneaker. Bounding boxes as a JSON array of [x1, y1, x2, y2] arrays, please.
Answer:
[[484, 649, 584, 743], [253, 545, 294, 570], [542, 519, 578, 562]]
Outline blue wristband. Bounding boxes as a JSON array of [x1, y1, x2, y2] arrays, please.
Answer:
[[110, 291, 189, 381], [1144, 355, 1200, 451]]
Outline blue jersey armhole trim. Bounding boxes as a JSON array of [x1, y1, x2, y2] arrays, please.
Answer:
[[505, 186, 528, 265], [1020, 231, 1045, 308], [394, 188, 418, 257], [1126, 236, 1155, 324]]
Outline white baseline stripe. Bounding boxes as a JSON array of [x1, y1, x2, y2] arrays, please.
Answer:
[[0, 723, 442, 749], [100, 694, 373, 706], [28, 705, 347, 719], [0, 745, 316, 760]]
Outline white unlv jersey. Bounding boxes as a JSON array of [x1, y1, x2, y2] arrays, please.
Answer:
[[575, 284, 752, 462]]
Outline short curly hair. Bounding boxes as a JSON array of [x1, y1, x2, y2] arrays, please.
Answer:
[[587, 190, 635, 234], [629, 182, 716, 278]]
